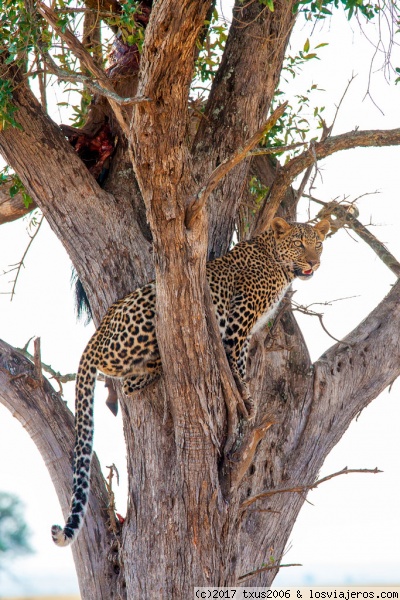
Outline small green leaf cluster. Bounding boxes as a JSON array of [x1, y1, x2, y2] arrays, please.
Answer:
[[264, 38, 327, 156], [0, 0, 45, 65], [0, 79, 22, 131], [69, 87, 93, 128], [108, 0, 145, 47], [294, 0, 380, 21], [284, 39, 328, 79], [0, 165, 33, 207], [249, 176, 269, 207], [194, 8, 228, 86], [258, 0, 275, 11], [267, 85, 326, 160]]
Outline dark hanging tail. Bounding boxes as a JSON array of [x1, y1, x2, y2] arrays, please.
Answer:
[[51, 352, 98, 547]]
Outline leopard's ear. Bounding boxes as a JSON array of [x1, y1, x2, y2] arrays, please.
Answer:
[[271, 217, 292, 240], [314, 219, 330, 239]]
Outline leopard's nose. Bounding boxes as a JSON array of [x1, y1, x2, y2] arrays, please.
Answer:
[[308, 259, 319, 269]]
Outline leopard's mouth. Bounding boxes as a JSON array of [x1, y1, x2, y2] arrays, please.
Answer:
[[294, 267, 314, 280]]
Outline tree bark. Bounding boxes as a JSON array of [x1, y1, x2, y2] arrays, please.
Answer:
[[0, 340, 125, 599]]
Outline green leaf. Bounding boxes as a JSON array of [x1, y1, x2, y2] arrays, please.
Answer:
[[22, 192, 33, 208], [303, 38, 310, 53], [9, 184, 19, 197]]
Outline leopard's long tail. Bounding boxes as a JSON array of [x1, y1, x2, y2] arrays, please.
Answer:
[[51, 350, 98, 547]]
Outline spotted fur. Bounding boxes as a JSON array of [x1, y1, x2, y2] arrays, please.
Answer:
[[51, 217, 330, 546]]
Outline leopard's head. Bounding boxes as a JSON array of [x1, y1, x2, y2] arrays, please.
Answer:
[[271, 217, 330, 280]]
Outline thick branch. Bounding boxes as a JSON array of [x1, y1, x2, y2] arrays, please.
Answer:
[[0, 338, 120, 599], [192, 0, 297, 257], [255, 127, 400, 234], [0, 65, 151, 314], [289, 276, 400, 491]]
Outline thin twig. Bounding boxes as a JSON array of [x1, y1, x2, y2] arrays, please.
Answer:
[[7, 215, 43, 300], [36, 1, 134, 137], [309, 196, 400, 278], [292, 300, 350, 346], [331, 73, 357, 133], [241, 467, 382, 510], [16, 339, 105, 394], [249, 140, 307, 156], [238, 562, 302, 583]]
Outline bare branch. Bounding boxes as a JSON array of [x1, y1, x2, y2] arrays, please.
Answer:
[[238, 563, 302, 584], [16, 338, 106, 394], [185, 103, 288, 229], [37, 1, 131, 136], [292, 300, 350, 346], [3, 214, 43, 300], [331, 73, 357, 133], [241, 467, 382, 510], [42, 51, 151, 106], [311, 197, 400, 278], [254, 127, 400, 234]]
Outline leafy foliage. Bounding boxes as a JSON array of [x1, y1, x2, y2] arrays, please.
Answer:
[[0, 166, 33, 207], [294, 0, 380, 21], [0, 169, 29, 205], [0, 492, 32, 564], [0, 79, 23, 131], [193, 7, 228, 90], [108, 0, 146, 47]]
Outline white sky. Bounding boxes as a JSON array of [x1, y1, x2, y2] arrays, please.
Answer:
[[0, 4, 400, 595]]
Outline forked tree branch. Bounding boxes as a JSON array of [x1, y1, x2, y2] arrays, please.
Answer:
[[41, 51, 151, 107], [185, 103, 288, 229], [254, 127, 400, 234], [313, 198, 400, 278], [37, 1, 131, 136]]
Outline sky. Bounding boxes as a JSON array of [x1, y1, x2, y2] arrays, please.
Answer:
[[0, 3, 400, 596]]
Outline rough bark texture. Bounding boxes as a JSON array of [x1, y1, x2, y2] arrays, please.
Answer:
[[0, 1, 399, 598]]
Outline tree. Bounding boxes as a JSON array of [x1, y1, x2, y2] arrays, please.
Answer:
[[0, 0, 400, 597], [0, 492, 32, 565]]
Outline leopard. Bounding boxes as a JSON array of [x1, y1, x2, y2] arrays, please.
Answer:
[[51, 216, 330, 547]]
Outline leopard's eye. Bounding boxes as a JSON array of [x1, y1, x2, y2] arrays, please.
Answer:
[[315, 242, 322, 249], [293, 240, 303, 248]]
